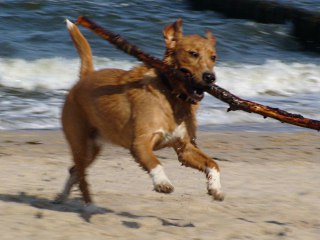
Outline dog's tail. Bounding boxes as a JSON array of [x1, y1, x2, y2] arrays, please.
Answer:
[[66, 19, 94, 80]]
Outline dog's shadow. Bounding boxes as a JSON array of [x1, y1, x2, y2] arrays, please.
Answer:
[[0, 192, 195, 228]]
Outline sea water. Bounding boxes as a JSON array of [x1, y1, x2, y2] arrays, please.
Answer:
[[0, 0, 319, 131]]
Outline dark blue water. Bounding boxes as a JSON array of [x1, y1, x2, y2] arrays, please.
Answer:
[[272, 0, 320, 11], [0, 0, 319, 131], [1, 0, 319, 62]]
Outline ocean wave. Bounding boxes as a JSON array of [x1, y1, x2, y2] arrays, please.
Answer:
[[1, 57, 319, 131], [0, 58, 319, 97], [216, 60, 320, 97], [0, 57, 135, 91]]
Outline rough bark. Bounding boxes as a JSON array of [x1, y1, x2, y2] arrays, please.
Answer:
[[206, 84, 320, 130]]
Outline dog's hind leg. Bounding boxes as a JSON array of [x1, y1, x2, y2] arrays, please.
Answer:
[[174, 143, 225, 201], [54, 134, 101, 204], [130, 136, 174, 193], [54, 101, 102, 205]]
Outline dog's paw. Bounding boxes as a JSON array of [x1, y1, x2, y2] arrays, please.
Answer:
[[208, 189, 225, 201], [150, 165, 174, 194], [154, 182, 174, 194]]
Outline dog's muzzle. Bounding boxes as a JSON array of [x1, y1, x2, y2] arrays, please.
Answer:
[[179, 68, 216, 104], [202, 72, 216, 84]]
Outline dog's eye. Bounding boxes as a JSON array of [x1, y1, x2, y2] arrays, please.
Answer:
[[211, 56, 216, 61], [188, 51, 199, 58]]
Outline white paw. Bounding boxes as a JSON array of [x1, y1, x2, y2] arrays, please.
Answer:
[[154, 182, 174, 193], [208, 189, 225, 201], [150, 165, 174, 193], [206, 167, 224, 201]]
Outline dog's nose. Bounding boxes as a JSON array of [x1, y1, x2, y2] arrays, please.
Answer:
[[202, 72, 216, 84]]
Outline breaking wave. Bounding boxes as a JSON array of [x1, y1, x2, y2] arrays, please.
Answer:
[[0, 57, 319, 130]]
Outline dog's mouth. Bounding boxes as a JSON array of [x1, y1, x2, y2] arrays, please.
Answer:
[[188, 88, 205, 103], [179, 68, 205, 104]]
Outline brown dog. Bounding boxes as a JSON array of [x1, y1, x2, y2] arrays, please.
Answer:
[[55, 19, 224, 209]]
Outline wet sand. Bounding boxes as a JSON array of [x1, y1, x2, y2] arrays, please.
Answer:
[[0, 130, 319, 239]]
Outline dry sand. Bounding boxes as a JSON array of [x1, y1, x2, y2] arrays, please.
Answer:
[[0, 130, 319, 239]]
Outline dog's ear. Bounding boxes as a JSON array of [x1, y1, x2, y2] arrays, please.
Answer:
[[163, 18, 183, 49], [206, 31, 216, 46]]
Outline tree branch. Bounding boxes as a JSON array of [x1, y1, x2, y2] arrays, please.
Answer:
[[205, 84, 320, 130], [77, 16, 320, 131]]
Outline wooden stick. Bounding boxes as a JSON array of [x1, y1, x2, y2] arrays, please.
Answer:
[[206, 84, 320, 130], [77, 16, 320, 131]]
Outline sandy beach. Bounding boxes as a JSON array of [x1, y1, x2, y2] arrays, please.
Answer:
[[0, 130, 319, 239]]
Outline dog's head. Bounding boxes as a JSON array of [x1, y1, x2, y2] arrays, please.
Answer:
[[163, 19, 217, 104]]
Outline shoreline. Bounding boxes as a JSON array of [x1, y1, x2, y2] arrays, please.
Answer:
[[0, 130, 319, 239], [2, 119, 319, 133]]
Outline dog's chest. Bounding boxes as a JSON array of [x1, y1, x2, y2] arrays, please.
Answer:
[[154, 123, 187, 147]]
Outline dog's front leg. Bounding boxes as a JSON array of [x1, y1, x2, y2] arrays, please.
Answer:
[[175, 143, 225, 201], [130, 137, 174, 193]]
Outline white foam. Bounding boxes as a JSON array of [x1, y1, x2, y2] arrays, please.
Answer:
[[0, 57, 136, 91], [1, 58, 319, 96], [0, 57, 319, 130], [216, 60, 320, 97]]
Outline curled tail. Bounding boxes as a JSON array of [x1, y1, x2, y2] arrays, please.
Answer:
[[66, 19, 94, 80]]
